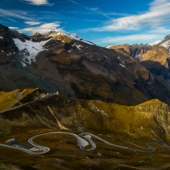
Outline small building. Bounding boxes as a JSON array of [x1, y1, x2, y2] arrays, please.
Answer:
[[6, 138, 16, 144]]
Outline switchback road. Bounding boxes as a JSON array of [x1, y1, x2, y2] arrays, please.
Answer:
[[1, 131, 170, 155]]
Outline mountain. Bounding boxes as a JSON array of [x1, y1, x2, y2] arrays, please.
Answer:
[[148, 40, 161, 46], [2, 23, 170, 169], [69, 32, 95, 45], [135, 36, 170, 83], [107, 44, 152, 58], [1, 24, 170, 106], [108, 36, 170, 101], [157, 34, 170, 49], [0, 89, 170, 169]]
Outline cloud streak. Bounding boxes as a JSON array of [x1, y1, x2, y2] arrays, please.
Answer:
[[91, 0, 170, 32], [85, 7, 112, 20], [9, 27, 19, 30], [94, 33, 165, 46], [18, 22, 64, 34], [68, 0, 78, 5], [99, 34, 164, 43], [0, 9, 33, 21], [22, 0, 53, 6], [25, 21, 41, 25]]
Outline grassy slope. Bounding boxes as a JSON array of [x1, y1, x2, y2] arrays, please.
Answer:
[[0, 90, 170, 169], [0, 89, 37, 112]]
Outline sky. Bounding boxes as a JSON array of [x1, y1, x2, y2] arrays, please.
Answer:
[[0, 0, 170, 46]]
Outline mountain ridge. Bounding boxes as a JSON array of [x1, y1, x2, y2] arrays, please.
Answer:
[[1, 23, 170, 169], [1, 23, 170, 106]]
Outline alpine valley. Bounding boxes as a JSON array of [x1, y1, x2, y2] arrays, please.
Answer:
[[1, 23, 170, 170]]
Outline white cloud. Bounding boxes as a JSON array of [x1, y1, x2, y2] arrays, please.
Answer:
[[18, 22, 64, 34], [68, 0, 78, 5], [91, 0, 170, 32], [0, 16, 17, 23], [0, 9, 32, 21], [97, 33, 165, 45], [25, 21, 41, 25], [150, 27, 170, 34], [22, 0, 53, 5], [85, 7, 112, 20], [9, 27, 19, 30]]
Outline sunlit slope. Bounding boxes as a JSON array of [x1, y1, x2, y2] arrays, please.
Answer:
[[73, 99, 169, 140], [0, 88, 37, 112], [0, 89, 169, 144], [0, 89, 170, 169]]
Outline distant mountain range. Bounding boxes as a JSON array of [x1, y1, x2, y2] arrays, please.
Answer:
[[1, 23, 170, 105]]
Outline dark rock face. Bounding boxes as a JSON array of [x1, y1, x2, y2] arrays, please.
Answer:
[[1, 24, 170, 105], [141, 60, 170, 80], [0, 24, 18, 52], [108, 41, 170, 104]]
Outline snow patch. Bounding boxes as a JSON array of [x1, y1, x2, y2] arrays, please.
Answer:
[[1, 50, 4, 53], [69, 33, 94, 45], [69, 33, 82, 40], [13, 38, 50, 66], [76, 45, 82, 50], [148, 40, 161, 46], [106, 44, 114, 48], [0, 36, 3, 39], [160, 40, 170, 49], [119, 63, 125, 68], [106, 45, 112, 48], [72, 43, 82, 50], [81, 39, 94, 45], [118, 56, 124, 63]]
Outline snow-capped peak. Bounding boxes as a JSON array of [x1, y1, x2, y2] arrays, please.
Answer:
[[159, 40, 170, 49], [69, 32, 94, 45], [69, 32, 82, 40], [106, 44, 114, 48], [148, 40, 161, 46]]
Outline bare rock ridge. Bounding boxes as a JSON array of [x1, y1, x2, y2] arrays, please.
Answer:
[[1, 24, 170, 105], [107, 44, 152, 59]]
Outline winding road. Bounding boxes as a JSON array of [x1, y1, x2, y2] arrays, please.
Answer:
[[0, 131, 170, 155]]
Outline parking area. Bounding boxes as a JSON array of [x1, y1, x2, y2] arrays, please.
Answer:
[[7, 140, 33, 150]]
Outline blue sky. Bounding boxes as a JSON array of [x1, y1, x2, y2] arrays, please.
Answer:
[[0, 0, 170, 46]]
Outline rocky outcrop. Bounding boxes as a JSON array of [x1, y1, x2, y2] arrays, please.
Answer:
[[0, 24, 18, 52]]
